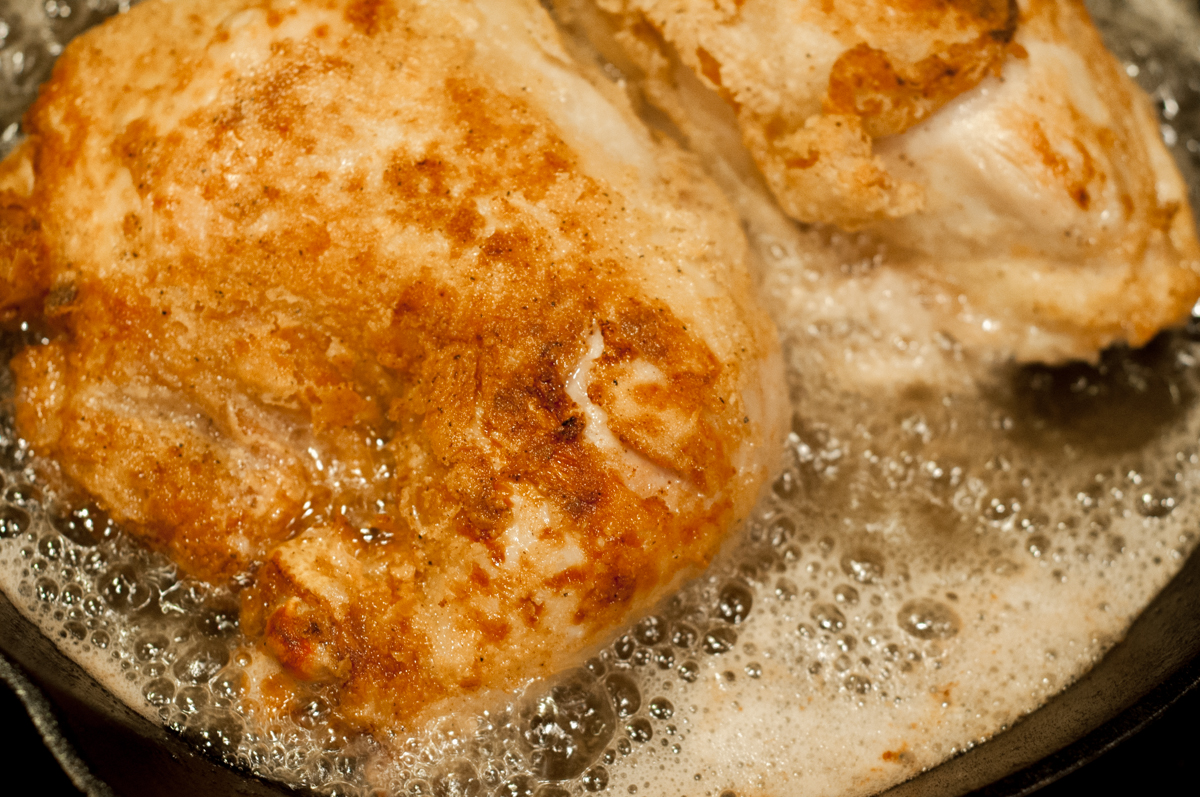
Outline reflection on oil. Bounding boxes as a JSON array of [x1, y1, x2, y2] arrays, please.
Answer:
[[1001, 331, 1196, 456]]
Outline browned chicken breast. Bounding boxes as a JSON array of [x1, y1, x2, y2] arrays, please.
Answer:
[[562, 0, 1200, 362], [0, 0, 785, 732]]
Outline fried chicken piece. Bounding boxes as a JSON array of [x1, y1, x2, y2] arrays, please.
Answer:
[[574, 0, 1020, 228], [560, 0, 1200, 362], [0, 0, 785, 731]]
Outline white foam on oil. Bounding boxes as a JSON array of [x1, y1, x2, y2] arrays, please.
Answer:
[[2, 2, 1200, 797]]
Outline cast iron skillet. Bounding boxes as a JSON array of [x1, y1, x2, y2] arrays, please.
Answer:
[[4, 0, 1200, 793], [2, 494, 1200, 797]]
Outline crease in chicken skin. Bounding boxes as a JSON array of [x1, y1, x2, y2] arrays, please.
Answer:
[[0, 0, 785, 732], [560, 0, 1200, 363]]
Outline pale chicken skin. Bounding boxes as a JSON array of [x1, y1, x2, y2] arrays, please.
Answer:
[[0, 0, 785, 732], [563, 0, 1200, 362]]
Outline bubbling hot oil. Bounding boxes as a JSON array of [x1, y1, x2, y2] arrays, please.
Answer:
[[3, 1, 1200, 796]]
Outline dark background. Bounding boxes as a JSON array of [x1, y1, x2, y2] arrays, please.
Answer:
[[3, 676, 1198, 797]]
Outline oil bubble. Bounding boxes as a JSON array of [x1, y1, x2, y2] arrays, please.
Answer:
[[143, 678, 176, 707], [811, 603, 846, 632], [36, 535, 61, 560], [897, 599, 962, 640], [833, 584, 859, 605], [82, 594, 104, 617], [0, 504, 30, 539], [431, 760, 482, 797], [60, 583, 82, 605], [714, 582, 754, 624], [77, 549, 107, 575], [604, 672, 642, 717], [99, 564, 153, 612], [625, 718, 652, 743], [840, 549, 885, 584], [173, 641, 230, 684], [767, 516, 795, 547], [581, 766, 609, 792], [292, 697, 331, 730], [670, 623, 698, 648], [5, 483, 41, 506], [135, 632, 170, 661], [197, 600, 240, 639], [50, 504, 113, 547], [1136, 490, 1177, 517], [176, 686, 209, 715], [648, 697, 674, 720], [634, 615, 667, 645], [534, 787, 570, 797], [702, 626, 737, 654], [844, 674, 872, 694], [772, 470, 799, 500], [182, 710, 243, 761], [519, 669, 616, 781], [35, 576, 58, 603], [497, 775, 536, 797]]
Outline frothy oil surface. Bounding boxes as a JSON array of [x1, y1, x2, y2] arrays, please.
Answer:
[[3, 1, 1200, 796]]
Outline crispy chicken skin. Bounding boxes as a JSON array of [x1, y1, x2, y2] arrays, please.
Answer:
[[0, 0, 785, 731], [577, 0, 1021, 228], [563, 0, 1200, 362]]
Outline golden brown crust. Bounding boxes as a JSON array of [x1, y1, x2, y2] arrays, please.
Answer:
[[584, 0, 1019, 226], [0, 142, 49, 324], [1, 0, 783, 731], [565, 0, 1200, 362], [878, 0, 1200, 359], [824, 32, 1013, 140]]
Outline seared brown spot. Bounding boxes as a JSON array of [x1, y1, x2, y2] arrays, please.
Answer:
[[1029, 122, 1099, 210], [344, 0, 395, 36], [0, 195, 48, 320], [785, 150, 820, 170], [264, 597, 346, 682], [825, 34, 1012, 138], [696, 46, 723, 87], [113, 118, 162, 196]]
